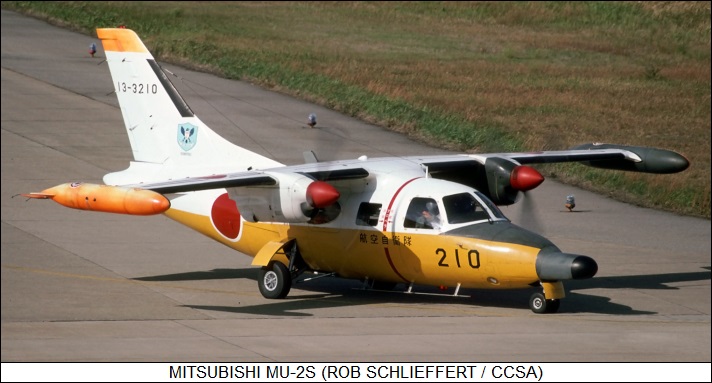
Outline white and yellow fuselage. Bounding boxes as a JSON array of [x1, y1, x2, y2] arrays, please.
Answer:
[[164, 173, 548, 291]]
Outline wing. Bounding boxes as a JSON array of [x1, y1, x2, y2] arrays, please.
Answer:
[[411, 143, 688, 174], [409, 142, 688, 205], [124, 171, 277, 194], [123, 167, 370, 194], [122, 142, 687, 208], [24, 142, 687, 218]]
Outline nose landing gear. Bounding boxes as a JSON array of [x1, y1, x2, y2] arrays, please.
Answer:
[[529, 292, 560, 313], [529, 281, 564, 313]]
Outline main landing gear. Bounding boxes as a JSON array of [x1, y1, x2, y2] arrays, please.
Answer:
[[258, 262, 291, 299], [258, 241, 309, 299]]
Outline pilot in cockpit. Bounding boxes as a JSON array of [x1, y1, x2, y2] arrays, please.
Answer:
[[416, 201, 442, 230]]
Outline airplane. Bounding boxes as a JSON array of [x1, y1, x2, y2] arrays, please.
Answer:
[[22, 28, 690, 313]]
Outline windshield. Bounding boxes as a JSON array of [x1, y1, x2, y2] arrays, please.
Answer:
[[474, 191, 507, 220], [443, 192, 508, 224], [443, 193, 489, 224]]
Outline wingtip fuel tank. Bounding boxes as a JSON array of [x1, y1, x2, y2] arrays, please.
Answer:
[[23, 182, 170, 215], [572, 143, 690, 174]]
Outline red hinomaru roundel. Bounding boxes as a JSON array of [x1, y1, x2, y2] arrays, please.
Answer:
[[211, 193, 241, 240]]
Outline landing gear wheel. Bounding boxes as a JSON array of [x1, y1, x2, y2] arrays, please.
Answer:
[[259, 262, 292, 299], [529, 292, 560, 314]]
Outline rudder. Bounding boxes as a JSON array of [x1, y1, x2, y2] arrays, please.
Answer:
[[97, 28, 283, 185]]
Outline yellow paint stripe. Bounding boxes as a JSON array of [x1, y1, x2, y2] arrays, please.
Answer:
[[97, 28, 149, 53]]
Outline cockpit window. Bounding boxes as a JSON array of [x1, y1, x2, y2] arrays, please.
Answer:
[[443, 193, 489, 224], [404, 197, 442, 230], [474, 191, 507, 220]]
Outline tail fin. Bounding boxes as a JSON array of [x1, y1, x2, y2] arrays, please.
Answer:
[[97, 28, 283, 185]]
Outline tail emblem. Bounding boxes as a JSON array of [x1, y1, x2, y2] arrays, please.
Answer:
[[177, 123, 198, 151]]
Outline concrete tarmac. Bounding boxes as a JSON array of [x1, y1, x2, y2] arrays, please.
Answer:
[[2, 10, 710, 363]]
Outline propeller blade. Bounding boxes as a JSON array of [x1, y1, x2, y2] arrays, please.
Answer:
[[517, 189, 546, 235]]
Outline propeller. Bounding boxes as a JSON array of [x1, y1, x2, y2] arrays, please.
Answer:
[[517, 188, 546, 235], [302, 180, 341, 224], [511, 166, 546, 234]]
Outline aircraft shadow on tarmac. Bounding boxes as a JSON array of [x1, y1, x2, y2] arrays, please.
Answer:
[[134, 268, 258, 282], [569, 268, 711, 291], [135, 266, 709, 316]]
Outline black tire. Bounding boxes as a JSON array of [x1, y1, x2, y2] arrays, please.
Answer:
[[258, 262, 291, 299], [529, 292, 547, 314], [529, 292, 560, 314]]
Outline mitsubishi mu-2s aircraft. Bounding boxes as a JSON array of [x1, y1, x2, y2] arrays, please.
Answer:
[[24, 28, 689, 313]]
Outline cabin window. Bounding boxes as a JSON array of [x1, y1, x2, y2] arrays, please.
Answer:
[[355, 202, 381, 226]]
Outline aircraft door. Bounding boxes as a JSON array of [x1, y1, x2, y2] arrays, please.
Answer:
[[386, 194, 446, 283]]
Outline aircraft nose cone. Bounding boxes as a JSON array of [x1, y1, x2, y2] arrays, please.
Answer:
[[536, 252, 598, 280], [571, 255, 598, 279]]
